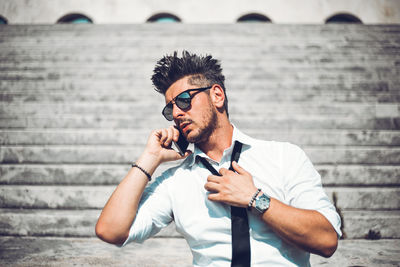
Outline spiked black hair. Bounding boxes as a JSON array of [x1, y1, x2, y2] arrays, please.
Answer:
[[151, 51, 228, 114]]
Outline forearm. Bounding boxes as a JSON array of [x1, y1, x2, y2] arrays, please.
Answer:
[[95, 126, 190, 245], [260, 198, 338, 257], [95, 153, 159, 245]]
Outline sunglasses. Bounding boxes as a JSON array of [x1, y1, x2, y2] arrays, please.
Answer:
[[162, 86, 212, 121]]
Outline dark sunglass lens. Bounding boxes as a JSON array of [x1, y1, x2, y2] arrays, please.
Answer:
[[162, 104, 174, 121], [175, 92, 191, 109], [175, 98, 191, 110]]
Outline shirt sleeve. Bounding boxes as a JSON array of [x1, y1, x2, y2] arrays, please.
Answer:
[[283, 143, 342, 237], [121, 171, 174, 246]]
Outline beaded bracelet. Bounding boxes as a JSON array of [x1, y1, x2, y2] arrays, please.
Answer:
[[248, 188, 261, 211], [132, 163, 151, 181]]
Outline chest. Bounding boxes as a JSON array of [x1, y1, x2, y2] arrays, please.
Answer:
[[167, 154, 286, 242]]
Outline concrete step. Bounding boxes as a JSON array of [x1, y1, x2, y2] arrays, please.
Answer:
[[1, 80, 396, 92], [1, 164, 399, 186], [0, 185, 398, 210], [1, 145, 399, 164], [1, 45, 397, 59], [234, 116, 400, 130], [0, 209, 398, 239], [1, 23, 399, 36], [0, 236, 399, 267], [1, 55, 398, 69], [0, 236, 193, 267], [1, 26, 398, 51], [1, 115, 399, 130], [1, 69, 398, 84], [1, 129, 399, 146], [2, 88, 400, 103], [2, 102, 398, 118], [2, 26, 398, 47], [1, 58, 398, 75], [0, 208, 177, 238]]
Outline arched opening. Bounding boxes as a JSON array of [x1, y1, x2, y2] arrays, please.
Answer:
[[325, 13, 362, 24], [57, 13, 93, 24], [0, 15, 8, 24], [147, 13, 181, 23], [237, 13, 272, 23]]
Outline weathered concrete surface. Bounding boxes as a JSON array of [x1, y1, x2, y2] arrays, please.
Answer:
[[1, 185, 399, 210], [1, 146, 400, 165], [1, 129, 400, 146], [1, 209, 399, 239], [0, 237, 399, 266], [0, 237, 192, 266], [0, 208, 180, 238], [0, 24, 399, 266], [1, 164, 399, 186]]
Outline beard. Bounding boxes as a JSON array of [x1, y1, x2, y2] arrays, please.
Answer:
[[177, 103, 218, 144]]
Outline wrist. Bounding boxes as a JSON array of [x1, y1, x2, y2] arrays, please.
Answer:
[[252, 191, 271, 214], [136, 152, 160, 176], [132, 163, 152, 181], [248, 188, 261, 211]]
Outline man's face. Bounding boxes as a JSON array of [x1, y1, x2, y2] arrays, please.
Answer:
[[164, 76, 217, 144]]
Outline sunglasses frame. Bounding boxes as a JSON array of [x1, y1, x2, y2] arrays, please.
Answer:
[[162, 86, 212, 121]]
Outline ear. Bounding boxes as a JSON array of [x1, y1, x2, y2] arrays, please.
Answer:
[[210, 84, 225, 109]]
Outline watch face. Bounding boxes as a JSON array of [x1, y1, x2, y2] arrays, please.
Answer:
[[255, 194, 270, 213], [259, 196, 269, 209]]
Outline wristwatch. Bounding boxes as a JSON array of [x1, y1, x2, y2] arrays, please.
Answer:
[[254, 192, 270, 214]]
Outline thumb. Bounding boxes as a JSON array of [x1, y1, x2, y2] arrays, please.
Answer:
[[232, 161, 248, 175], [173, 149, 192, 160]]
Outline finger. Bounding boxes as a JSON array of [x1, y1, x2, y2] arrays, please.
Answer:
[[172, 126, 180, 142], [207, 192, 222, 202], [232, 161, 248, 175], [174, 150, 192, 160], [219, 168, 230, 176], [183, 150, 192, 158], [204, 181, 220, 193], [164, 127, 174, 147], [207, 175, 221, 183], [159, 128, 168, 145]]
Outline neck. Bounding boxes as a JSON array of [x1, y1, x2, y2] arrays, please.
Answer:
[[198, 120, 233, 162]]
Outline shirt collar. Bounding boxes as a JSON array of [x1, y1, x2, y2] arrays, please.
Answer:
[[185, 124, 253, 167]]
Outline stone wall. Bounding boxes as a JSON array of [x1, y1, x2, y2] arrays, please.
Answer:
[[0, 24, 399, 266], [0, 0, 400, 24]]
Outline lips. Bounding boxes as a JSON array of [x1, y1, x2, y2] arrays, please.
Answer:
[[180, 122, 190, 132], [179, 121, 192, 133]]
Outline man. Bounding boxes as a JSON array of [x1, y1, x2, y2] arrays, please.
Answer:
[[96, 51, 341, 266]]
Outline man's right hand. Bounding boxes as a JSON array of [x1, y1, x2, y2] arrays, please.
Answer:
[[96, 126, 191, 246], [142, 125, 191, 165]]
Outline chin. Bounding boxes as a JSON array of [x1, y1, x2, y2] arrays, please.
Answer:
[[185, 131, 197, 143], [186, 129, 209, 144]]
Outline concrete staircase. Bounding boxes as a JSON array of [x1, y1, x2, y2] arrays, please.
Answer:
[[0, 24, 399, 266]]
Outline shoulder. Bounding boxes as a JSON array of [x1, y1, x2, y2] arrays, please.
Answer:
[[243, 135, 309, 169], [236, 127, 301, 153], [247, 135, 303, 155], [155, 156, 194, 183]]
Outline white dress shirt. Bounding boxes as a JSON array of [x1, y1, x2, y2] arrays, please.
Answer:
[[123, 126, 342, 266]]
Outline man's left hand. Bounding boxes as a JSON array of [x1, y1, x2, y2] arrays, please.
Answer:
[[204, 161, 258, 207]]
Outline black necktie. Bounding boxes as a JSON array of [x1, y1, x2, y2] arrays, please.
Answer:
[[197, 141, 251, 267]]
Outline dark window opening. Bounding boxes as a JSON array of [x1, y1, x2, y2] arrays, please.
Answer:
[[325, 13, 362, 24], [237, 13, 272, 23], [147, 13, 181, 23], [0, 15, 8, 24], [57, 13, 93, 24]]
